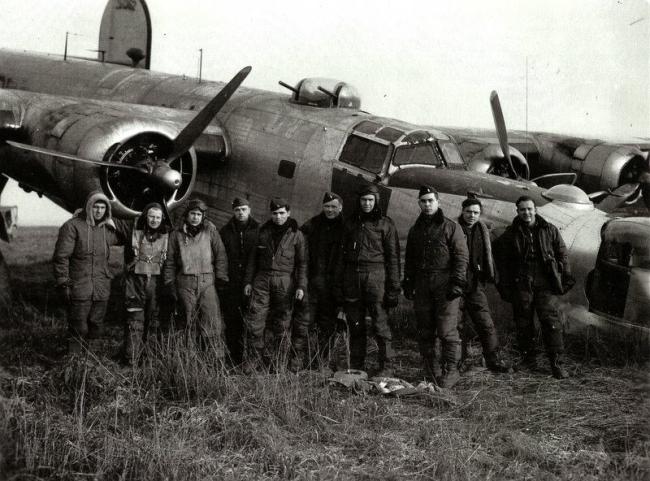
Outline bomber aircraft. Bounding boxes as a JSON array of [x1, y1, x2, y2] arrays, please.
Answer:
[[0, 0, 648, 336]]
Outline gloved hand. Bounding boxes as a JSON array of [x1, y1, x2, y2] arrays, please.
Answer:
[[401, 279, 414, 301], [57, 283, 71, 303], [561, 273, 576, 295], [446, 284, 464, 301], [244, 284, 253, 297], [335, 308, 348, 332], [382, 292, 399, 309]]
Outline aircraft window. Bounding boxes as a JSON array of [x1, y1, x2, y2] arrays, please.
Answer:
[[438, 140, 464, 164], [601, 222, 650, 268], [354, 121, 382, 135], [393, 143, 442, 167], [376, 127, 404, 142], [339, 135, 389, 174], [278, 160, 296, 179]]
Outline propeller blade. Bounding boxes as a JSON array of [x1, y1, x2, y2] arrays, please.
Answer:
[[166, 65, 252, 163], [489, 91, 518, 179], [6, 140, 145, 172]]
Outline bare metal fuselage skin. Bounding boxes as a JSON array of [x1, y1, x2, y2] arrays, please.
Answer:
[[0, 49, 648, 334]]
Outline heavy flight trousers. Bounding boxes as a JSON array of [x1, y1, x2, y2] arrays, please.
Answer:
[[123, 274, 164, 364], [342, 265, 393, 370], [176, 272, 225, 358], [459, 283, 499, 355], [512, 287, 563, 357], [246, 271, 295, 361], [413, 272, 461, 371]]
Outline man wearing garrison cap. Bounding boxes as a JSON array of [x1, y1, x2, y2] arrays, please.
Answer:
[[403, 185, 468, 388], [298, 192, 344, 371], [334, 184, 401, 377], [243, 197, 308, 371], [219, 196, 259, 365]]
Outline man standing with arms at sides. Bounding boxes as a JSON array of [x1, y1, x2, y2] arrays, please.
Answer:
[[121, 202, 170, 366], [402, 186, 468, 388], [493, 196, 574, 379], [244, 198, 307, 371], [53, 191, 126, 354], [219, 197, 259, 366], [299, 192, 344, 370], [336, 185, 400, 377], [164, 199, 229, 361], [457, 197, 510, 373]]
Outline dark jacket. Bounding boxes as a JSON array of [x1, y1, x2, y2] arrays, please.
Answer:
[[53, 191, 126, 301], [459, 218, 495, 289], [245, 218, 308, 291], [220, 216, 260, 287], [163, 219, 229, 286], [403, 209, 468, 291], [493, 214, 574, 296], [300, 213, 343, 282], [337, 209, 401, 296]]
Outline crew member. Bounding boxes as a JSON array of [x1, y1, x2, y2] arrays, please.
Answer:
[[402, 186, 468, 388], [121, 203, 170, 366], [300, 192, 344, 370], [457, 197, 510, 372], [336, 184, 400, 377], [244, 198, 307, 371], [493, 196, 574, 379], [219, 197, 259, 365], [163, 199, 229, 360], [53, 191, 125, 354]]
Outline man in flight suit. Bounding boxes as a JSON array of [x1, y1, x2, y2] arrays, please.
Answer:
[[219, 197, 260, 365], [164, 199, 229, 360], [122, 202, 171, 365], [336, 184, 400, 377], [299, 192, 344, 369], [402, 186, 468, 388], [457, 197, 510, 373], [244, 198, 307, 370], [53, 191, 126, 354], [494, 196, 574, 379]]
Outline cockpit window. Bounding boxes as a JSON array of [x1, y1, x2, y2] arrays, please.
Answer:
[[339, 135, 389, 174], [393, 143, 442, 167], [438, 140, 464, 165]]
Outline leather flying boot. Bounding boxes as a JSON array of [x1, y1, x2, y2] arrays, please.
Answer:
[[439, 363, 460, 389], [519, 350, 538, 371], [485, 351, 512, 373], [549, 353, 569, 379]]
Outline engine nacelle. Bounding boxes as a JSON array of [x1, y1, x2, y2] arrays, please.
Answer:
[[468, 144, 530, 180], [21, 97, 197, 217], [574, 143, 648, 193]]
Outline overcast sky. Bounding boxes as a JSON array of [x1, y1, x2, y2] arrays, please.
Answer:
[[0, 0, 648, 225]]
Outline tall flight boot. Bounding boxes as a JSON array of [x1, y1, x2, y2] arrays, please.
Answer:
[[439, 341, 461, 389], [123, 309, 145, 367], [348, 330, 367, 371], [484, 350, 512, 373], [374, 338, 394, 378], [549, 352, 569, 379]]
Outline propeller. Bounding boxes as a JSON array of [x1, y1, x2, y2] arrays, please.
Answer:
[[490, 91, 520, 179], [8, 65, 252, 210]]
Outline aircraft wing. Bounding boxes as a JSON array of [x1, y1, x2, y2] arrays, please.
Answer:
[[0, 87, 234, 218]]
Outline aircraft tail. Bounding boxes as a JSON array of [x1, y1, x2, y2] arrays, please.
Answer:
[[98, 0, 152, 69]]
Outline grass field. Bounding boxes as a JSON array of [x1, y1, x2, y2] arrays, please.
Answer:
[[0, 227, 648, 480]]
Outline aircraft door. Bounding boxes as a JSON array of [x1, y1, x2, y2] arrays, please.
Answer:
[[586, 218, 650, 328]]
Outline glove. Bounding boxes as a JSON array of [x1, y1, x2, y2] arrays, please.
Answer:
[[382, 292, 399, 310], [401, 279, 414, 301], [446, 284, 464, 301], [57, 284, 71, 303], [561, 274, 576, 295], [335, 309, 348, 332]]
